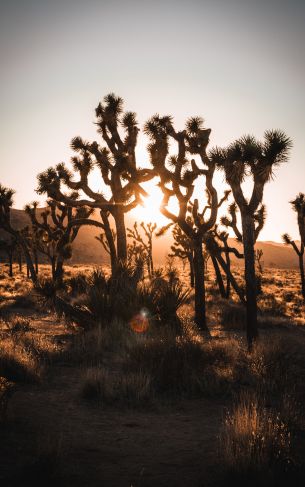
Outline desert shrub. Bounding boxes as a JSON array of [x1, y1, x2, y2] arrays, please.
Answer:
[[83, 263, 143, 324], [10, 294, 36, 309], [257, 315, 293, 329], [149, 276, 191, 331], [258, 294, 287, 316], [219, 393, 294, 487], [81, 367, 152, 408], [126, 336, 214, 396], [251, 336, 305, 399], [65, 318, 139, 365], [283, 291, 295, 303], [80, 263, 189, 333], [0, 338, 42, 383], [66, 273, 89, 296], [35, 277, 59, 305], [7, 316, 31, 334]]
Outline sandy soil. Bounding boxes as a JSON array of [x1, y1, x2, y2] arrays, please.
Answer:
[[0, 313, 224, 487]]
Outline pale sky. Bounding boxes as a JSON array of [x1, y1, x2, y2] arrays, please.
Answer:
[[0, 0, 304, 242]]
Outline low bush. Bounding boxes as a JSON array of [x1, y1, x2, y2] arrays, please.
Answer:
[[81, 367, 152, 408], [0, 338, 42, 383], [7, 316, 31, 334], [219, 393, 294, 487]]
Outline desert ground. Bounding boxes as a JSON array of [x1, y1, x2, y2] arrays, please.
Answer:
[[0, 262, 305, 487]]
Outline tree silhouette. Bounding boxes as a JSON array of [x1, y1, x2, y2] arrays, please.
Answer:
[[282, 193, 305, 302], [25, 200, 97, 285], [205, 227, 245, 304], [168, 223, 195, 288], [0, 237, 17, 277], [255, 249, 264, 275], [36, 94, 154, 267], [0, 184, 37, 282], [211, 131, 292, 349], [95, 227, 117, 274], [127, 221, 156, 277], [220, 202, 266, 298], [144, 114, 229, 332]]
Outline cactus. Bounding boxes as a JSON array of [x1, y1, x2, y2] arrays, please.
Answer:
[[282, 193, 305, 302], [211, 131, 292, 349]]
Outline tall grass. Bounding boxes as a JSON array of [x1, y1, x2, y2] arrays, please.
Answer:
[[219, 393, 293, 486]]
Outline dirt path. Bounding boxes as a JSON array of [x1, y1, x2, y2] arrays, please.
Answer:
[[0, 318, 224, 487]]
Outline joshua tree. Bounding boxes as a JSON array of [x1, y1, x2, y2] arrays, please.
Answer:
[[205, 227, 245, 304], [0, 184, 37, 282], [37, 94, 154, 267], [211, 131, 292, 349], [25, 200, 97, 285], [282, 193, 305, 302], [168, 223, 195, 287], [127, 221, 157, 277], [144, 114, 230, 332], [255, 249, 264, 275], [0, 237, 17, 277]]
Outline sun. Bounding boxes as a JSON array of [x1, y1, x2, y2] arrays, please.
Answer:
[[130, 179, 178, 226]]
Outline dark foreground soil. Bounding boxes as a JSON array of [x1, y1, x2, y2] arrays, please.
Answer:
[[0, 314, 224, 487]]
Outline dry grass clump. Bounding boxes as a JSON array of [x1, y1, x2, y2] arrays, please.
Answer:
[[65, 318, 138, 365], [258, 294, 287, 317], [219, 393, 294, 486], [81, 367, 152, 408], [0, 336, 42, 383], [6, 315, 31, 334], [250, 336, 305, 399], [125, 335, 243, 398]]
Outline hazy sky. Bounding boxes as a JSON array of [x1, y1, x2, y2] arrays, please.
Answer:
[[0, 0, 304, 241]]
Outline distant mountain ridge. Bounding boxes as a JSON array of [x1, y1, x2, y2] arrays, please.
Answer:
[[0, 208, 300, 269]]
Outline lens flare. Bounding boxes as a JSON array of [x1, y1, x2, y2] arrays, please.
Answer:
[[129, 308, 149, 333]]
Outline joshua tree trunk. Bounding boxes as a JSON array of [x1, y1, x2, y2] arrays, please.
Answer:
[[21, 242, 37, 283], [211, 255, 226, 298], [8, 251, 13, 277], [215, 253, 245, 304], [54, 259, 64, 286], [193, 240, 209, 333], [101, 212, 117, 274], [225, 249, 231, 298], [188, 255, 195, 288], [113, 209, 127, 262], [241, 214, 258, 350], [299, 251, 305, 302], [18, 252, 22, 272]]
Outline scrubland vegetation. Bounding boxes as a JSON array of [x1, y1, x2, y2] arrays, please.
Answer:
[[0, 261, 304, 486]]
